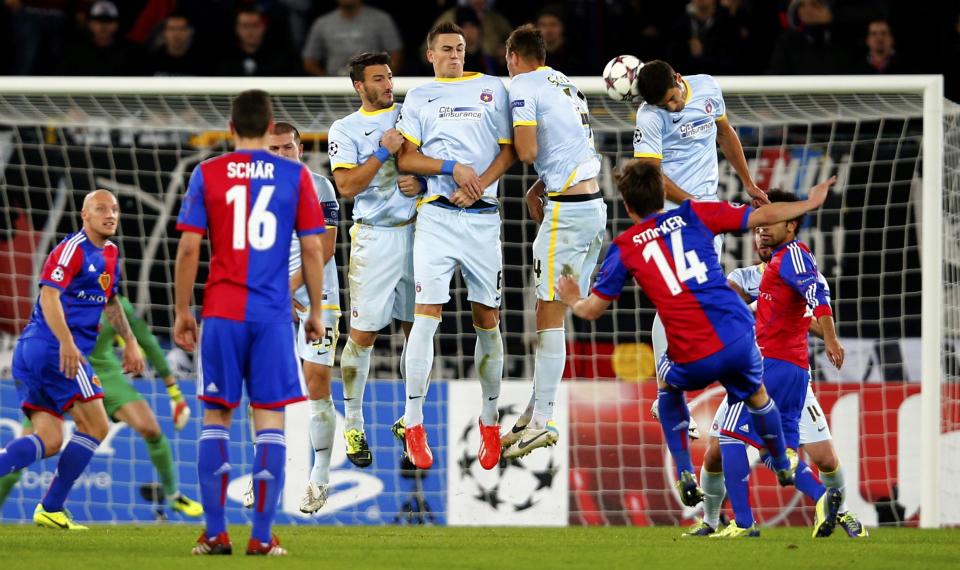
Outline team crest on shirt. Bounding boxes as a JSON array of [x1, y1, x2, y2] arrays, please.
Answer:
[[480, 89, 494, 103], [98, 272, 112, 292], [91, 375, 102, 387], [705, 99, 714, 114], [51, 266, 65, 282]]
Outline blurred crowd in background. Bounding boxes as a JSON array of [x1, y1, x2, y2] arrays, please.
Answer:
[[2, 0, 959, 99]]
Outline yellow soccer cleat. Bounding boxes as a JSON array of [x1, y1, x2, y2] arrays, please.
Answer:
[[710, 520, 760, 538], [343, 428, 373, 468], [171, 493, 204, 518], [812, 488, 843, 538], [33, 503, 88, 530]]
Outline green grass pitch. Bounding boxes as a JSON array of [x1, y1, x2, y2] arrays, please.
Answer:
[[0, 525, 956, 569]]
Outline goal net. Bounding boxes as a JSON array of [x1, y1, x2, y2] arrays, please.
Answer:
[[0, 76, 957, 528]]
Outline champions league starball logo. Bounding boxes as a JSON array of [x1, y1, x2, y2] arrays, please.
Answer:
[[456, 404, 560, 513], [328, 141, 339, 156]]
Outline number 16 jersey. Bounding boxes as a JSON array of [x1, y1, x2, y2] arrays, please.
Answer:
[[591, 200, 754, 363], [176, 149, 327, 323]]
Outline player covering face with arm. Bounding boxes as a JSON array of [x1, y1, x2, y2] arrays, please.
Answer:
[[558, 161, 836, 507]]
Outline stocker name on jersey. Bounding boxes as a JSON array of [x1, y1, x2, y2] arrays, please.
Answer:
[[227, 160, 275, 179], [630, 215, 688, 246]]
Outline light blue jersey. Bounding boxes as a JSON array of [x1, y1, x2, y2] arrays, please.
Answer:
[[289, 172, 340, 310], [633, 74, 727, 208], [727, 263, 829, 309], [509, 66, 600, 194], [396, 73, 512, 203], [328, 104, 417, 226]]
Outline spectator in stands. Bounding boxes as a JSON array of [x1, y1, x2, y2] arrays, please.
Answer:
[[456, 7, 502, 75], [217, 5, 298, 77], [858, 19, 909, 74], [667, 0, 741, 75], [302, 0, 403, 76], [537, 4, 589, 76], [426, 0, 512, 68], [767, 0, 855, 75], [148, 12, 208, 76], [8, 0, 70, 74], [58, 1, 143, 76], [719, 0, 781, 74]]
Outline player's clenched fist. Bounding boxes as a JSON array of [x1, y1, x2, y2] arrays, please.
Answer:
[[173, 311, 198, 352], [303, 310, 325, 344], [398, 175, 424, 197], [380, 128, 404, 155], [452, 163, 482, 200]]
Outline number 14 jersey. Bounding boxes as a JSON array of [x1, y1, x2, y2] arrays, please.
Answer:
[[176, 149, 326, 323], [591, 200, 754, 363]]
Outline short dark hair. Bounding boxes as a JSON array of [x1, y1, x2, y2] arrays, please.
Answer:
[[231, 89, 272, 138], [348, 51, 391, 83], [616, 161, 664, 218], [506, 24, 546, 64], [272, 121, 300, 144], [636, 60, 677, 105], [165, 10, 190, 26], [766, 188, 804, 229], [427, 21, 464, 49]]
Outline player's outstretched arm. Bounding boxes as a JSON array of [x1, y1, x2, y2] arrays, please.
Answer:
[[717, 118, 767, 206], [746, 176, 836, 229], [39, 285, 84, 378], [173, 231, 202, 351], [633, 157, 695, 204], [104, 295, 145, 375], [556, 275, 612, 321], [299, 233, 326, 343]]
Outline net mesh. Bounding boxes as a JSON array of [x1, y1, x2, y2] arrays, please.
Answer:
[[0, 81, 957, 526]]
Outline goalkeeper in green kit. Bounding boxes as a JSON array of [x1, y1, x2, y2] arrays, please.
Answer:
[[0, 296, 202, 518]]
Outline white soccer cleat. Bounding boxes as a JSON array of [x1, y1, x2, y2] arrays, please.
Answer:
[[650, 397, 701, 440], [242, 478, 255, 509], [502, 421, 560, 459], [299, 481, 329, 514], [500, 416, 530, 449]]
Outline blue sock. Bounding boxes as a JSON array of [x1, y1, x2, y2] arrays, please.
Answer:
[[657, 389, 693, 478], [747, 398, 789, 470], [763, 455, 825, 501], [41, 432, 98, 512], [251, 429, 286, 544], [0, 434, 45, 475], [719, 437, 754, 528], [197, 425, 230, 536]]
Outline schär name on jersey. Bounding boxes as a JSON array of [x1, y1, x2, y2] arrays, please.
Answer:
[[227, 160, 275, 179], [631, 215, 687, 246]]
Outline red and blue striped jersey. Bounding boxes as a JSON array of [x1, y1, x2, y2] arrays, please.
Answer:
[[592, 200, 754, 363], [20, 230, 120, 354], [756, 239, 832, 368], [176, 149, 326, 323]]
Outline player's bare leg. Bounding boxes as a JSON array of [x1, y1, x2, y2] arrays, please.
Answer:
[[472, 302, 503, 469], [113, 400, 201, 517], [194, 407, 234, 555], [246, 408, 288, 556], [302, 360, 334, 514], [503, 299, 561, 459], [400, 303, 443, 469]]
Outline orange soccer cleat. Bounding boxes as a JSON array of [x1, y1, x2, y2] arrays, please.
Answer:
[[246, 534, 288, 556], [405, 423, 434, 469], [478, 419, 502, 470], [192, 531, 232, 555]]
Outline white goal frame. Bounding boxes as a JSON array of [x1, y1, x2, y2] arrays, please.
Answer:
[[1, 74, 946, 528]]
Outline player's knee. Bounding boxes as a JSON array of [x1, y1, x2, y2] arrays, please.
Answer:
[[745, 385, 769, 408], [135, 416, 163, 441], [349, 329, 377, 347], [33, 424, 63, 456], [305, 362, 332, 399], [471, 305, 499, 330], [808, 443, 839, 472], [703, 437, 723, 472]]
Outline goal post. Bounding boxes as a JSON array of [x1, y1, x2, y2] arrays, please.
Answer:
[[0, 74, 956, 528]]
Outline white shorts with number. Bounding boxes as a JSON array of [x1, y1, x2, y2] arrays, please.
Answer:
[[347, 223, 415, 332], [709, 383, 832, 445], [296, 308, 341, 367], [413, 203, 502, 308], [532, 198, 607, 301]]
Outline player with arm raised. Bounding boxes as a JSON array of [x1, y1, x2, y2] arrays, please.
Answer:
[[174, 90, 327, 556], [500, 24, 606, 458], [0, 190, 145, 530], [557, 162, 837, 507], [393, 21, 516, 470], [329, 52, 422, 468]]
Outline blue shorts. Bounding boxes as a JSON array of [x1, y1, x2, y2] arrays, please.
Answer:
[[658, 331, 762, 404], [12, 337, 103, 418], [198, 317, 304, 410], [717, 357, 810, 450]]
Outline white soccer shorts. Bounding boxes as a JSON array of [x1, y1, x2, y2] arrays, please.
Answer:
[[412, 203, 503, 308], [296, 308, 341, 367], [709, 383, 832, 445], [347, 223, 415, 332], [532, 198, 607, 301]]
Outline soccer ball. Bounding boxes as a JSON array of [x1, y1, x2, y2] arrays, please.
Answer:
[[602, 55, 643, 102]]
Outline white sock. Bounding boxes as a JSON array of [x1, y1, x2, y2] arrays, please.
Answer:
[[474, 324, 504, 426], [652, 313, 667, 370], [532, 328, 565, 428], [403, 315, 439, 426], [308, 398, 335, 485], [399, 335, 408, 381], [700, 466, 725, 528], [340, 338, 372, 431], [821, 463, 848, 513], [519, 391, 536, 426]]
